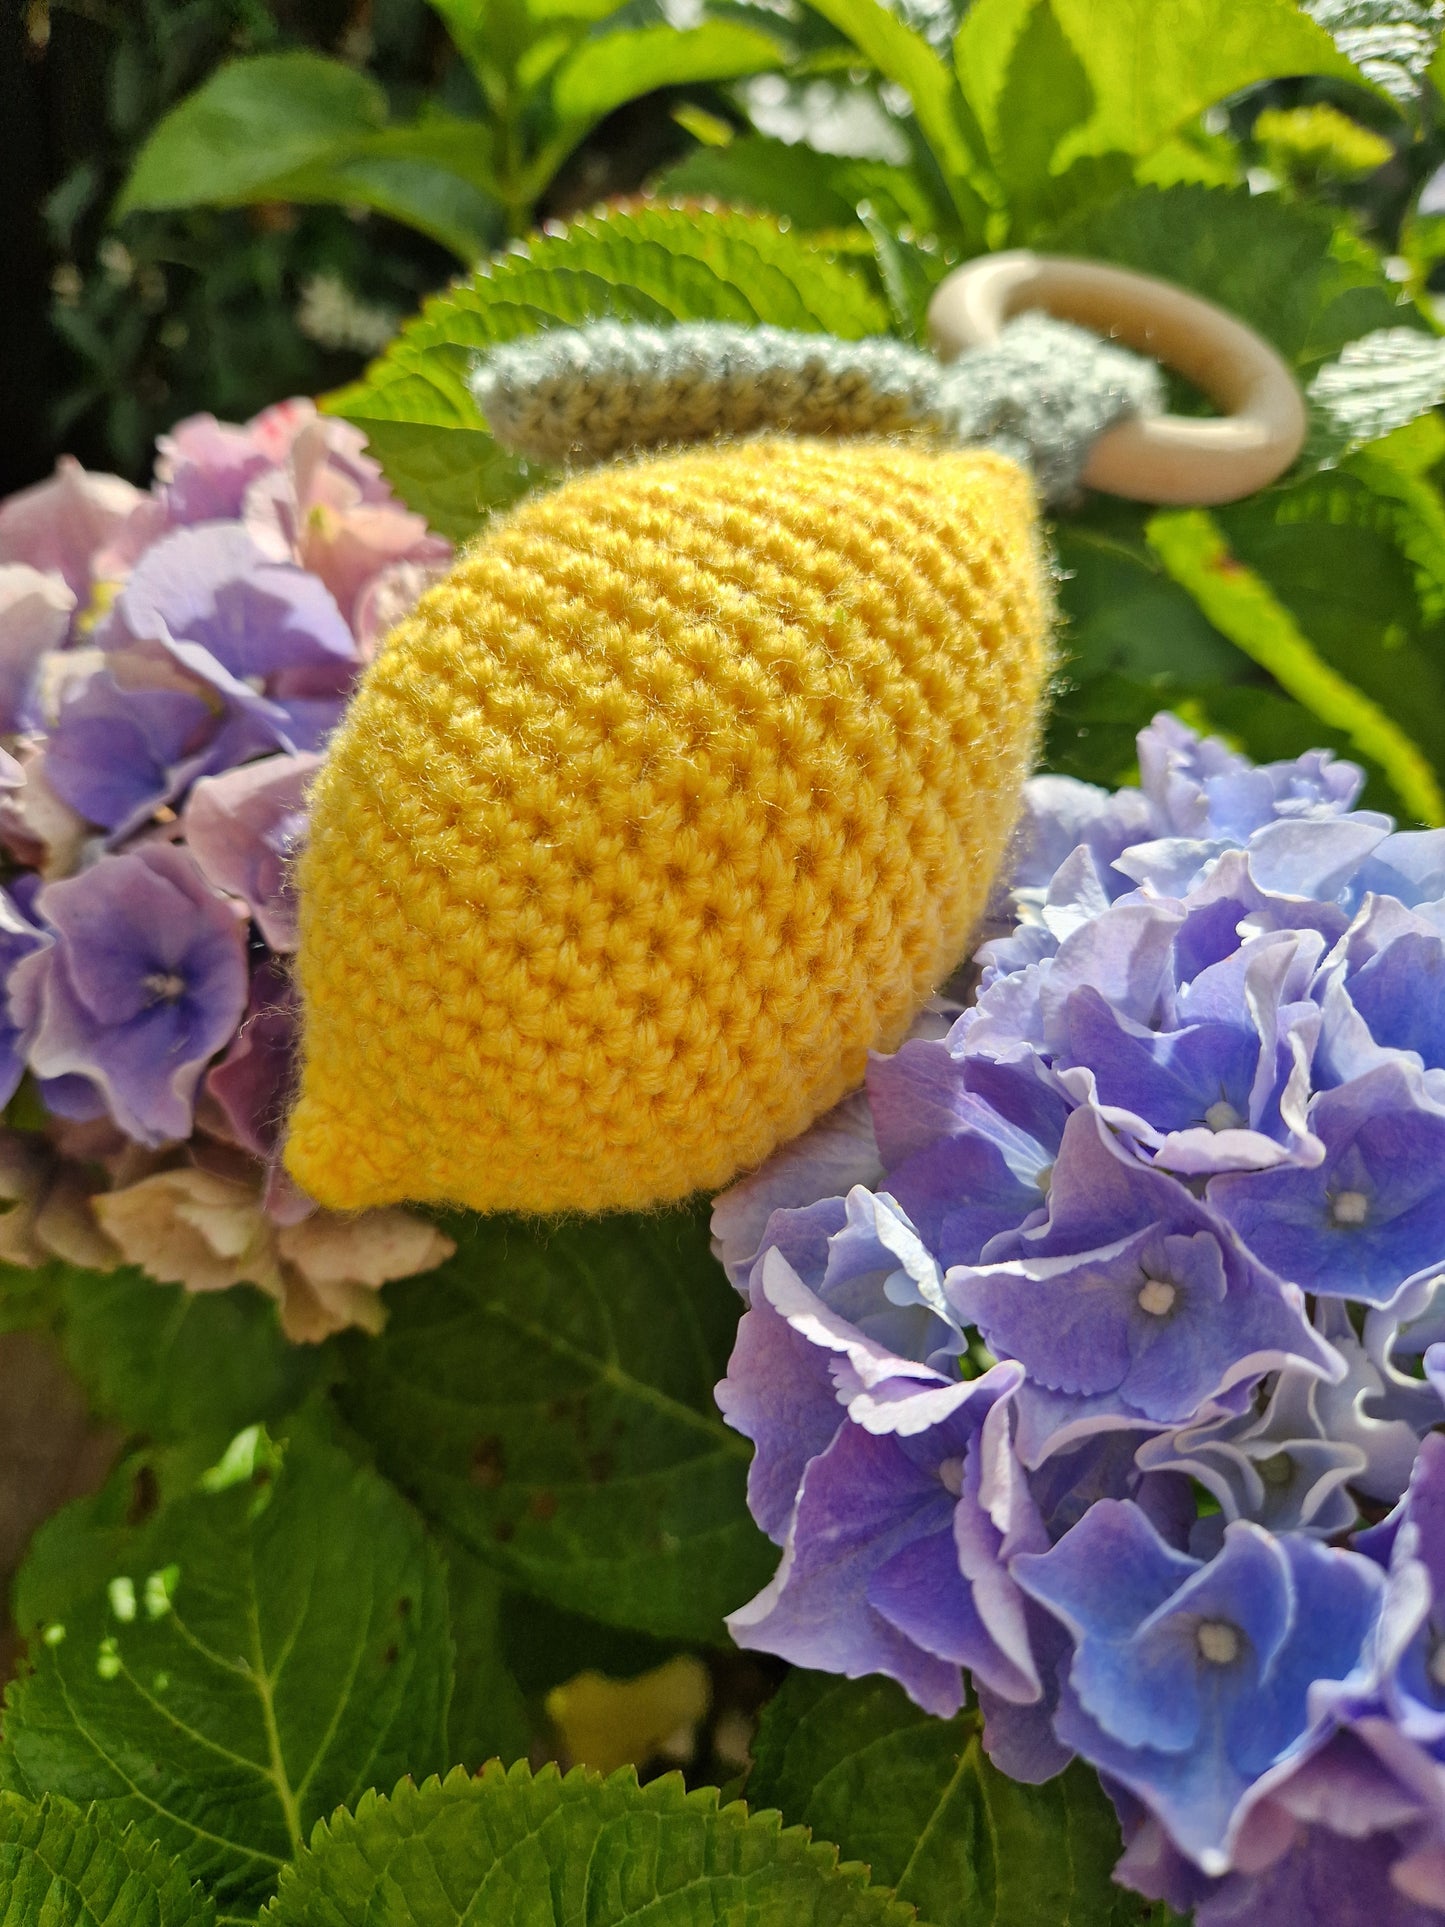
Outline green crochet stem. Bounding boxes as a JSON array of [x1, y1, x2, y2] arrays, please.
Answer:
[[470, 315, 1164, 502]]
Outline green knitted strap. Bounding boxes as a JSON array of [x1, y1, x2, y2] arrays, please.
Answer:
[[470, 316, 1164, 501]]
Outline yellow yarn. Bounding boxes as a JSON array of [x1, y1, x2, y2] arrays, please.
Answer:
[[285, 436, 1052, 1215]]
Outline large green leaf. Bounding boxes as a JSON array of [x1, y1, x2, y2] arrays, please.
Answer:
[[1051, 184, 1412, 371], [329, 202, 891, 538], [335, 1206, 773, 1642], [118, 54, 386, 214], [57, 1268, 322, 1459], [551, 23, 786, 129], [263, 1763, 917, 1927], [1, 1429, 451, 1921], [958, 0, 1359, 185], [269, 149, 500, 262], [0, 1791, 213, 1927], [117, 56, 500, 259], [746, 1672, 1140, 1926]]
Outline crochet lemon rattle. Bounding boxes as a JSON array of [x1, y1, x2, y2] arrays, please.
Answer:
[[284, 253, 1307, 1216]]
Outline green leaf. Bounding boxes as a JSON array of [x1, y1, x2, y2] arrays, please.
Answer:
[[1308, 328, 1445, 458], [746, 1672, 1137, 1926], [1051, 183, 1412, 371], [57, 1268, 323, 1458], [1148, 506, 1445, 825], [0, 1791, 213, 1927], [438, 1538, 532, 1770], [1055, 520, 1243, 686], [861, 214, 957, 341], [117, 58, 502, 259], [796, 0, 992, 234], [271, 152, 500, 262], [118, 54, 386, 215], [551, 23, 786, 129], [262, 1762, 917, 1927], [341, 420, 529, 546], [954, 0, 1130, 236], [2, 1428, 451, 1919], [335, 1205, 773, 1642], [659, 135, 944, 237], [329, 203, 891, 538], [959, 0, 1358, 182]]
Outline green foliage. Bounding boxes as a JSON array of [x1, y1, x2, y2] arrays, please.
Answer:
[[1052, 185, 1408, 370], [29, 4, 1445, 1925], [746, 1673, 1148, 1927], [56, 1268, 324, 1459], [262, 1762, 917, 1927], [1, 1428, 452, 1919], [119, 1, 788, 250], [335, 1204, 774, 1641], [329, 200, 890, 537], [660, 136, 943, 239], [0, 1791, 214, 1927]]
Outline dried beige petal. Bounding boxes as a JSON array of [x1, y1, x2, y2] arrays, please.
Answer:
[[95, 1168, 282, 1298]]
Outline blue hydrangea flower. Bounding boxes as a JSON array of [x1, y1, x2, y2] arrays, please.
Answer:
[[1014, 1499, 1384, 1870], [1210, 1063, 1445, 1306], [713, 711, 1445, 1916], [945, 1107, 1338, 1463], [721, 1239, 1039, 1716]]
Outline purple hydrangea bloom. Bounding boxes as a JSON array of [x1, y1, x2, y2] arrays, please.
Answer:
[[713, 712, 1445, 1917], [719, 1228, 1048, 1719], [1210, 1063, 1445, 1306], [9, 843, 249, 1144], [183, 752, 318, 951], [42, 664, 218, 835], [1014, 1499, 1383, 1871], [0, 888, 47, 1107], [945, 1107, 1338, 1464], [101, 522, 357, 751]]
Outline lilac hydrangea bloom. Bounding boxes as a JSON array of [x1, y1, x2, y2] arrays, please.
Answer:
[[9, 843, 249, 1144], [42, 663, 217, 835], [714, 712, 1445, 1918], [101, 522, 358, 749], [183, 752, 319, 950]]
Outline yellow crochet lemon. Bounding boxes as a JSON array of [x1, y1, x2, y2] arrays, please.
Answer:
[[285, 436, 1051, 1214]]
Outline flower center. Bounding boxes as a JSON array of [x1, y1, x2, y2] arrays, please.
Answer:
[[1329, 1189, 1370, 1228], [1429, 1639, 1445, 1691], [1196, 1620, 1242, 1666], [937, 1457, 964, 1497], [1137, 1277, 1177, 1316], [1259, 1452, 1293, 1488], [1204, 1099, 1244, 1133], [142, 971, 187, 1005]]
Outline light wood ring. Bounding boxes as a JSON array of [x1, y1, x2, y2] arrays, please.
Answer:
[[926, 251, 1308, 505]]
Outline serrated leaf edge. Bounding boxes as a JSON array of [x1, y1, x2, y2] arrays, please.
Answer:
[[263, 1760, 924, 1925]]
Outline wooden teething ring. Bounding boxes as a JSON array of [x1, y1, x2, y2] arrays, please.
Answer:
[[927, 251, 1308, 506]]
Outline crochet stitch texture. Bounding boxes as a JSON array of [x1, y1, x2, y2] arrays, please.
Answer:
[[285, 435, 1051, 1213]]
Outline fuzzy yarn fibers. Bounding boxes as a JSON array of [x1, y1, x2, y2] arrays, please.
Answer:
[[285, 436, 1052, 1214]]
